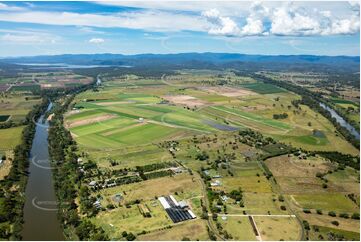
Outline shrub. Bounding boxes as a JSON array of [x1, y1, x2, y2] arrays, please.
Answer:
[[331, 221, 339, 226], [303, 209, 311, 214], [328, 211, 336, 217], [126, 233, 136, 241], [339, 213, 349, 219], [302, 220, 310, 230], [351, 213, 360, 220], [316, 209, 322, 215]]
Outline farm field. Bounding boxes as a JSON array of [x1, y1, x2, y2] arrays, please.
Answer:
[[0, 93, 41, 122], [67, 73, 358, 156], [0, 92, 42, 181], [65, 72, 359, 241], [0, 71, 93, 91], [265, 154, 360, 239]]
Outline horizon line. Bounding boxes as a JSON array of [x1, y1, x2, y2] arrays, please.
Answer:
[[1, 52, 360, 59]]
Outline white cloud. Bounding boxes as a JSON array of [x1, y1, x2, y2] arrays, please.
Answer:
[[268, 3, 360, 36], [0, 10, 208, 33], [89, 38, 105, 44], [202, 9, 240, 36], [329, 16, 360, 35], [1, 33, 55, 43], [0, 3, 24, 11], [78, 26, 105, 34], [269, 4, 321, 36], [0, 1, 358, 39]]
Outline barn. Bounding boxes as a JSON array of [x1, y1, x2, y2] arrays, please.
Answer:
[[158, 195, 196, 223]]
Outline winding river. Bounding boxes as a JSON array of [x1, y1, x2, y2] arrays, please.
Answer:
[[319, 102, 360, 140], [21, 102, 64, 240]]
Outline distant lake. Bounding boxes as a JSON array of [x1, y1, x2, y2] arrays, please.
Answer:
[[15, 63, 133, 69]]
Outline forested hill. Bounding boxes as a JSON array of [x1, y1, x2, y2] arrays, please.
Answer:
[[1, 53, 359, 73]]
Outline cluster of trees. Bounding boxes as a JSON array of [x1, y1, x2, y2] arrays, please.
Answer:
[[272, 113, 288, 119], [316, 151, 360, 170], [0, 98, 49, 239], [135, 161, 177, 173], [142, 170, 173, 180]]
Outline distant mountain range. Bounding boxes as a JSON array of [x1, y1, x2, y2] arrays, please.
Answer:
[[0, 53, 359, 73]]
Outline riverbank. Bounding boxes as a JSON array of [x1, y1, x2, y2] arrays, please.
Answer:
[[21, 102, 65, 240]]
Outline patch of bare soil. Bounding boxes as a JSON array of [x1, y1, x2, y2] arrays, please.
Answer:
[[162, 95, 207, 107], [202, 86, 257, 97], [66, 114, 117, 128]]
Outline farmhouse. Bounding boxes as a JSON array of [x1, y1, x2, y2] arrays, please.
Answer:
[[210, 180, 222, 187], [170, 167, 184, 173], [158, 195, 196, 223], [93, 200, 102, 209], [221, 195, 229, 202]]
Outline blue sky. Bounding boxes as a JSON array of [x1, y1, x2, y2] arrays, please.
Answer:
[[0, 1, 359, 56]]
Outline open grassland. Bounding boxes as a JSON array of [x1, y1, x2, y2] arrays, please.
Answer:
[[254, 216, 302, 241], [217, 216, 257, 241], [265, 153, 360, 239], [0, 126, 24, 152], [138, 219, 209, 241], [309, 225, 360, 241], [293, 194, 359, 213]]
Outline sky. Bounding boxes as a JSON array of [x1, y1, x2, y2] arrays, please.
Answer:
[[0, 1, 359, 57]]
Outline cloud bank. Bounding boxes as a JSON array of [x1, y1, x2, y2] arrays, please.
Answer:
[[0, 1, 358, 38]]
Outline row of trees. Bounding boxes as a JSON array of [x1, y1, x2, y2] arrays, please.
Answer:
[[48, 89, 108, 240]]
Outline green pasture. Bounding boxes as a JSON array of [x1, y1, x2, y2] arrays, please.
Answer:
[[10, 84, 41, 92], [70, 117, 136, 136], [330, 98, 359, 107], [309, 225, 360, 241], [66, 109, 105, 121], [0, 126, 24, 152], [293, 193, 359, 213], [239, 82, 286, 94], [217, 217, 256, 241], [209, 106, 291, 130]]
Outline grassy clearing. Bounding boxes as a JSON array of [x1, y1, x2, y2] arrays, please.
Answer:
[[309, 225, 360, 240], [292, 194, 359, 213], [0, 126, 24, 152], [300, 213, 360, 233], [138, 219, 209, 241], [210, 106, 291, 130], [254, 216, 302, 241], [217, 216, 256, 241]]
